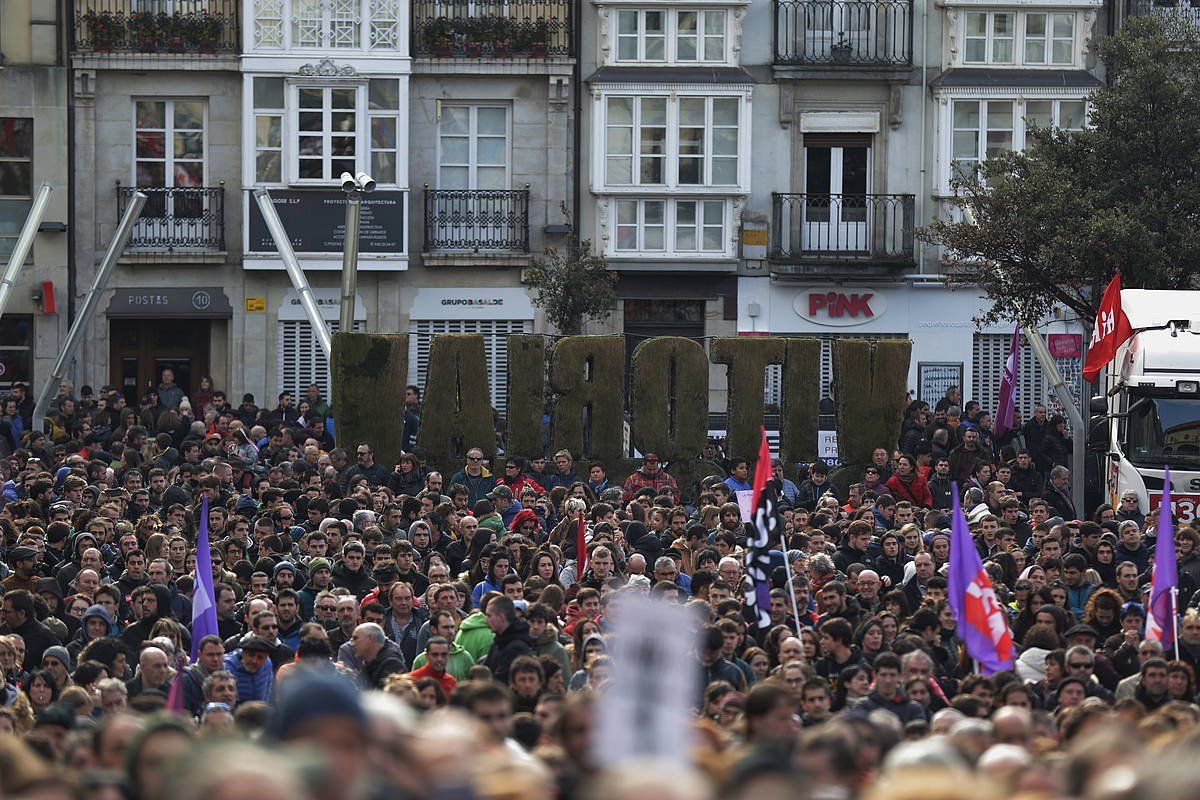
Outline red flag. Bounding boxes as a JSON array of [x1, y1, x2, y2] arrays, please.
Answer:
[[1083, 272, 1133, 383], [750, 427, 771, 509], [576, 515, 588, 579]]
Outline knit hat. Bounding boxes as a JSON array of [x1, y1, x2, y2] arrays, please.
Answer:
[[266, 669, 367, 741], [235, 494, 259, 515], [307, 557, 332, 575], [273, 561, 296, 578], [42, 645, 73, 672]]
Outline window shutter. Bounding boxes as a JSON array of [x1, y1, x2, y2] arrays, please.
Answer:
[[407, 320, 533, 414], [276, 320, 364, 401], [973, 333, 1047, 421]]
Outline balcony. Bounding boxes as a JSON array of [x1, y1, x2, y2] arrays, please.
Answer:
[[73, 0, 240, 54], [770, 193, 914, 272], [423, 187, 530, 263], [774, 0, 911, 69], [118, 186, 226, 255], [411, 0, 573, 60], [1124, 0, 1200, 31]]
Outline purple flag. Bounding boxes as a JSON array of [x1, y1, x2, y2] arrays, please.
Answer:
[[1146, 468, 1178, 651], [947, 482, 1014, 674], [190, 495, 219, 661], [993, 326, 1020, 438]]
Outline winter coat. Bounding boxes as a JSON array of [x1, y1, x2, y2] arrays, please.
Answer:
[[886, 472, 933, 508], [483, 617, 535, 683], [455, 611, 495, 662], [361, 638, 408, 689]]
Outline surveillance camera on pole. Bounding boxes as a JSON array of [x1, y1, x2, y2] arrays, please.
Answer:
[[339, 171, 374, 333]]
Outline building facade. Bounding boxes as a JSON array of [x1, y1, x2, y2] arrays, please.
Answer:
[[0, 0, 70, 397]]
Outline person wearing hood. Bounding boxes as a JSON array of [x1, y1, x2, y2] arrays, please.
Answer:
[[121, 584, 189, 653], [67, 604, 117, 661], [52, 531, 102, 594], [625, 520, 663, 566], [456, 592, 499, 662], [330, 542, 377, 599], [483, 595, 534, 683]]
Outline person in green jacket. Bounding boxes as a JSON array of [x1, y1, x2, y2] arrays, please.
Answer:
[[474, 501, 505, 540], [410, 639, 475, 682], [528, 604, 570, 678], [455, 594, 499, 662]]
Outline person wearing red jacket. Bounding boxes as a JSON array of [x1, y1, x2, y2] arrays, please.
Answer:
[[408, 636, 457, 697], [621, 454, 679, 502], [886, 453, 933, 508], [496, 456, 545, 496]]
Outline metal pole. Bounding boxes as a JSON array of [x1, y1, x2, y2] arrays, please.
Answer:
[[0, 183, 53, 320], [252, 188, 331, 358], [32, 192, 146, 433], [339, 194, 361, 334], [1023, 325, 1087, 514]]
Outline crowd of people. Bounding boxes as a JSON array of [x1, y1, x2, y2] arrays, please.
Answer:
[[0, 374, 1193, 800]]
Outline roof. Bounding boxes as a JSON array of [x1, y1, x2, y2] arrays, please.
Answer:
[[930, 69, 1103, 89]]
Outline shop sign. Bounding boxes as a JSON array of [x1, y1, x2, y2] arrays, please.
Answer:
[[1047, 333, 1082, 359], [794, 289, 887, 327], [248, 189, 405, 254]]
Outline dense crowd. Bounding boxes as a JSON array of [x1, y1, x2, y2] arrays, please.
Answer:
[[0, 374, 1193, 800]]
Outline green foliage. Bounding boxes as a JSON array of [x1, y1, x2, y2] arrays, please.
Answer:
[[505, 334, 546, 458], [710, 337, 786, 461], [630, 336, 709, 461], [548, 335, 626, 464], [833, 339, 912, 467], [330, 333, 408, 468], [527, 240, 618, 335], [416, 334, 496, 466], [780, 338, 821, 470], [920, 16, 1200, 325]]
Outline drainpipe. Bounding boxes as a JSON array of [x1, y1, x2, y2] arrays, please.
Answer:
[[571, 0, 582, 238], [66, 0, 77, 324], [916, 0, 929, 274]]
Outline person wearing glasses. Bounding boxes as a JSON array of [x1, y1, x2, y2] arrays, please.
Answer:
[[450, 448, 498, 508], [341, 442, 391, 489]]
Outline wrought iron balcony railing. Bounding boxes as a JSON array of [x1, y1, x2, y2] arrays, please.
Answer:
[[424, 187, 530, 253], [411, 0, 573, 59], [74, 0, 240, 54], [118, 186, 226, 251], [774, 0, 912, 66], [1124, 0, 1200, 30], [771, 193, 915, 264]]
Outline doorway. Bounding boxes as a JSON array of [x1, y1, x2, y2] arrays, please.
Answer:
[[803, 133, 871, 252], [109, 319, 210, 402]]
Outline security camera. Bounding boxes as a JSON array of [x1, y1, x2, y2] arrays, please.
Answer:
[[355, 172, 376, 193], [340, 172, 357, 193]]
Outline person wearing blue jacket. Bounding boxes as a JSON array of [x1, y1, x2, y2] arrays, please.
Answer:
[[223, 638, 275, 704]]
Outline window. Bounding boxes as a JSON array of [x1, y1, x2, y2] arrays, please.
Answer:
[[0, 316, 32, 391], [134, 100, 206, 188], [438, 105, 509, 189], [964, 12, 1013, 64], [964, 10, 1076, 66], [277, 318, 365, 402], [252, 0, 402, 49], [614, 8, 727, 64], [1024, 13, 1074, 65], [613, 198, 727, 255], [603, 95, 740, 187], [0, 119, 33, 259], [407, 320, 532, 414], [950, 98, 1086, 179], [251, 77, 403, 186]]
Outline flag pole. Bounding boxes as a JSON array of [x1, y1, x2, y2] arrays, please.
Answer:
[[1173, 586, 1180, 661], [784, 565, 805, 639]]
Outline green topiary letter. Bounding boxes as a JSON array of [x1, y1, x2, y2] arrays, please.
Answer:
[[330, 332, 408, 468], [505, 334, 546, 460], [832, 339, 912, 467], [630, 335, 709, 464], [416, 334, 496, 466], [548, 335, 626, 465], [780, 338, 821, 471], [710, 337, 786, 461]]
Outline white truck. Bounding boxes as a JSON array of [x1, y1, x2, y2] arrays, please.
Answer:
[[1090, 290, 1200, 524]]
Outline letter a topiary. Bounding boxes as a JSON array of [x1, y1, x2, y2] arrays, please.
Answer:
[[710, 337, 786, 461], [630, 336, 708, 479], [780, 338, 821, 471], [505, 334, 546, 459], [549, 335, 625, 465], [416, 334, 496, 466], [832, 339, 912, 468], [330, 332, 408, 468]]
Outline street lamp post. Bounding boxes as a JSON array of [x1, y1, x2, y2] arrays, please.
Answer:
[[339, 171, 375, 333]]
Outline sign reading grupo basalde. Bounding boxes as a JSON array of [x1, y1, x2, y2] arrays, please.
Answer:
[[331, 333, 914, 479], [247, 189, 405, 254]]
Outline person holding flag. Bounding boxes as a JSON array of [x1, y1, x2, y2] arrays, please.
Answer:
[[743, 428, 805, 637], [947, 482, 1015, 674], [994, 326, 1020, 439]]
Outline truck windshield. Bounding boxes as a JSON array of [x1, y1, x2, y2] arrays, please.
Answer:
[[1126, 396, 1200, 468]]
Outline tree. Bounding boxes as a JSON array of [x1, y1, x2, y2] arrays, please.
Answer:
[[527, 240, 619, 335], [921, 16, 1200, 326]]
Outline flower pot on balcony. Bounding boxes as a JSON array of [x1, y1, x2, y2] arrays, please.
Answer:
[[494, 40, 511, 57], [466, 40, 483, 57], [831, 42, 853, 64], [531, 41, 548, 57]]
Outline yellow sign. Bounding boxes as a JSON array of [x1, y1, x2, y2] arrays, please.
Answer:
[[245, 297, 266, 313], [741, 228, 768, 246]]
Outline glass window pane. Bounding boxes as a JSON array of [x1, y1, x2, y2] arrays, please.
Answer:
[[640, 126, 665, 154], [645, 36, 665, 60], [965, 41, 986, 62], [0, 120, 32, 158], [136, 101, 165, 129], [953, 131, 979, 159], [371, 117, 396, 149], [371, 153, 396, 184], [641, 98, 666, 125], [966, 13, 987, 35], [476, 167, 506, 189], [0, 163, 32, 196], [703, 201, 723, 224], [704, 37, 723, 60], [298, 135, 323, 155], [256, 153, 281, 182], [645, 11, 664, 32], [702, 225, 722, 250], [987, 101, 1012, 129], [440, 137, 469, 164], [680, 98, 705, 126], [440, 165, 469, 188], [617, 225, 637, 250], [712, 158, 737, 184], [676, 202, 695, 224], [256, 116, 281, 148], [705, 12, 724, 34], [606, 157, 633, 184], [441, 106, 469, 135], [986, 132, 1012, 155], [174, 162, 203, 186], [136, 162, 165, 186], [1025, 100, 1052, 129], [369, 79, 399, 110], [254, 78, 285, 109], [1025, 40, 1046, 63], [477, 107, 507, 136], [639, 157, 663, 183], [136, 131, 165, 158], [299, 111, 323, 132], [1053, 14, 1074, 36], [331, 111, 356, 132], [299, 88, 323, 109], [1052, 40, 1072, 63], [608, 98, 633, 125], [477, 137, 506, 165], [953, 101, 980, 128], [174, 102, 204, 130], [677, 12, 697, 32], [331, 158, 355, 176], [993, 14, 1013, 35], [618, 38, 637, 60], [713, 99, 738, 126], [1025, 13, 1046, 36], [174, 131, 204, 159], [331, 88, 356, 109], [677, 38, 697, 60], [1059, 101, 1086, 130], [331, 136, 355, 156], [644, 201, 664, 225], [617, 200, 637, 225], [644, 226, 664, 250], [618, 10, 637, 34], [676, 226, 696, 250], [713, 128, 738, 155], [993, 40, 1012, 62], [607, 127, 633, 154], [679, 128, 703, 155]]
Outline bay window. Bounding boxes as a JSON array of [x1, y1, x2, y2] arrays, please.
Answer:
[[963, 10, 1077, 67], [614, 8, 729, 64], [251, 76, 403, 186], [603, 94, 741, 188], [950, 97, 1088, 181], [251, 0, 403, 49], [613, 198, 727, 255]]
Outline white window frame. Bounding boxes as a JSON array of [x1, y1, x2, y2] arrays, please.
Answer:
[[596, 90, 748, 192], [291, 84, 363, 183], [609, 197, 730, 257], [435, 104, 512, 190], [612, 8, 730, 65], [247, 77, 404, 188], [132, 99, 209, 188], [249, 0, 406, 50], [961, 10, 1078, 67], [0, 118, 33, 260], [941, 94, 1089, 192]]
